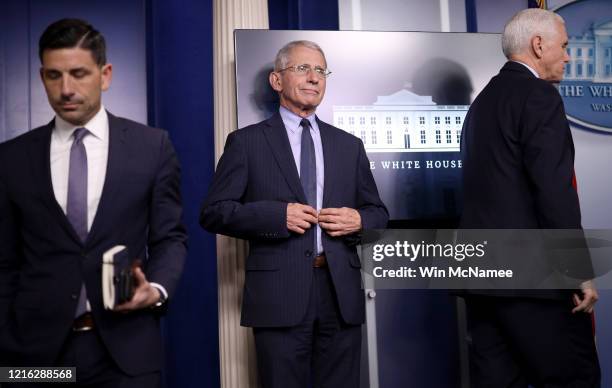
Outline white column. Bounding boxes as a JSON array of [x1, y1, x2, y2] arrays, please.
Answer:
[[338, 0, 363, 30], [213, 1, 268, 387], [439, 0, 450, 32]]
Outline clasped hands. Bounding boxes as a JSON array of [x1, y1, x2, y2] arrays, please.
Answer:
[[287, 203, 361, 237]]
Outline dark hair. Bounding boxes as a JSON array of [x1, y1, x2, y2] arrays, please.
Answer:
[[39, 18, 106, 66]]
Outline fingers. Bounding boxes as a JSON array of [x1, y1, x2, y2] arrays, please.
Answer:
[[287, 222, 310, 234], [320, 220, 351, 237], [132, 266, 147, 287], [319, 221, 342, 231], [572, 293, 585, 313], [287, 205, 360, 237], [319, 208, 342, 216], [113, 283, 156, 312], [114, 296, 140, 312], [287, 203, 318, 233], [113, 268, 151, 312], [287, 203, 317, 220], [318, 207, 361, 237], [572, 292, 597, 314], [318, 214, 340, 224], [318, 208, 346, 224], [300, 205, 318, 218], [302, 213, 318, 224], [319, 207, 358, 223], [572, 298, 590, 313]]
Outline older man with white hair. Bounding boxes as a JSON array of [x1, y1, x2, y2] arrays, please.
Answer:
[[201, 40, 388, 388], [460, 8, 600, 387]]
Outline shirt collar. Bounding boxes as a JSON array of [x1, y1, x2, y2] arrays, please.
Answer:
[[512, 60, 539, 78], [54, 105, 109, 142], [279, 105, 317, 134]]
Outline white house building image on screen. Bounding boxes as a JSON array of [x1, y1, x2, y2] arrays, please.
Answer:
[[565, 20, 612, 82], [333, 88, 469, 153]]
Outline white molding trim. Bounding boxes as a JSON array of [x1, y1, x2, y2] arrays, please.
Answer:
[[213, 1, 268, 386]]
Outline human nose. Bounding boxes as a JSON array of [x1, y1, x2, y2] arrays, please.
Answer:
[[60, 76, 74, 97], [306, 68, 319, 83]]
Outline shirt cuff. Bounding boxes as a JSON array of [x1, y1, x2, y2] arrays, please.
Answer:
[[149, 282, 168, 301]]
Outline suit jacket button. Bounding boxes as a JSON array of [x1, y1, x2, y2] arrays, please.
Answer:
[[305, 250, 312, 257], [71, 293, 78, 300]]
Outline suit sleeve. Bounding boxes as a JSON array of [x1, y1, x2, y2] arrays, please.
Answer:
[[0, 169, 20, 359], [145, 131, 187, 302], [200, 131, 290, 240], [354, 140, 389, 232], [522, 83, 581, 228]]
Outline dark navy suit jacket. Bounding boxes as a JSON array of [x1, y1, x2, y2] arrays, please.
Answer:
[[460, 62, 587, 298], [0, 113, 187, 374], [461, 61, 580, 230], [200, 113, 388, 327]]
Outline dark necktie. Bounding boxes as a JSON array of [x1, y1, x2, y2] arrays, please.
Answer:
[[300, 118, 317, 252], [67, 127, 89, 317], [300, 118, 316, 208], [67, 127, 89, 241]]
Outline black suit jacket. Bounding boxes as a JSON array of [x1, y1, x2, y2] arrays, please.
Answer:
[[460, 61, 585, 298], [0, 113, 187, 374], [200, 113, 388, 327]]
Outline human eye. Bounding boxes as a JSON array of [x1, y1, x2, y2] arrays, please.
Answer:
[[314, 66, 326, 75], [44, 70, 61, 80], [296, 64, 310, 73], [71, 68, 90, 79]]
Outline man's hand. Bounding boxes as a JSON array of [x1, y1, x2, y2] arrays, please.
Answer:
[[572, 280, 598, 314], [114, 267, 160, 312], [287, 203, 318, 234], [318, 207, 361, 237]]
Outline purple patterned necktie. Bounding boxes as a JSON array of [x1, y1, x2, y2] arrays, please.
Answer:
[[67, 127, 89, 241], [67, 127, 89, 317]]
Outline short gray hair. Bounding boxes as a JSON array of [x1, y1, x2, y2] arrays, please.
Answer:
[[501, 9, 565, 59], [274, 40, 327, 71]]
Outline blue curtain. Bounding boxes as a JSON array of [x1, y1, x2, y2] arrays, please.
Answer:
[[268, 0, 339, 30], [146, 1, 220, 387], [465, 0, 478, 32]]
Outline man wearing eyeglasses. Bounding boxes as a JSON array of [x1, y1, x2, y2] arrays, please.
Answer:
[[201, 40, 388, 388]]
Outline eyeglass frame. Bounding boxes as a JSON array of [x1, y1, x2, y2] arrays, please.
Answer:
[[276, 63, 332, 78]]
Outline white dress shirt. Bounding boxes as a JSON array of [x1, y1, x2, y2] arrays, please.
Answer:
[[51, 107, 109, 230]]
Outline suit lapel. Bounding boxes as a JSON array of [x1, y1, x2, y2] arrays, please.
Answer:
[[86, 113, 127, 245], [262, 113, 307, 203], [27, 120, 83, 244]]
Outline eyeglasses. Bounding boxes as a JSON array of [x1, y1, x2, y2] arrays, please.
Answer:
[[277, 64, 332, 78]]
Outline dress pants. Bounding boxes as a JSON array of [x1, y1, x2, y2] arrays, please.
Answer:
[[253, 267, 362, 388], [465, 295, 600, 388]]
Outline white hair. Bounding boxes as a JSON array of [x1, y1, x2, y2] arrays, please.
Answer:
[[274, 40, 327, 70], [501, 9, 565, 59]]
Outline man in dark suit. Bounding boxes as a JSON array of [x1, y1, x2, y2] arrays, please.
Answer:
[[0, 19, 186, 387], [460, 9, 600, 387], [200, 40, 388, 388]]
